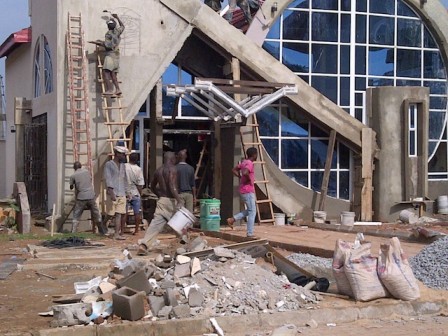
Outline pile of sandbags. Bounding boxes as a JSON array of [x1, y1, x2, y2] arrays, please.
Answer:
[[332, 237, 419, 302]]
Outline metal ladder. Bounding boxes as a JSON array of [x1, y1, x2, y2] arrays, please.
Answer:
[[95, 47, 130, 156], [66, 13, 93, 175], [240, 114, 275, 225]]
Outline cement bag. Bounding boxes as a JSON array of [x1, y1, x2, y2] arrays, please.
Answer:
[[332, 239, 354, 297], [344, 242, 389, 301], [377, 237, 420, 301]]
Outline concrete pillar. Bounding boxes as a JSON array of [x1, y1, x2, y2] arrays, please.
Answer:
[[367, 86, 429, 222], [149, 80, 163, 180], [14, 98, 32, 182]]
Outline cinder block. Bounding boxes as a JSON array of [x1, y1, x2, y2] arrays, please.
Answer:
[[116, 269, 151, 294], [112, 286, 145, 321]]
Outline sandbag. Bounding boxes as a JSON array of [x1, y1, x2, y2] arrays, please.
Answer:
[[377, 237, 420, 301], [332, 239, 354, 297], [344, 242, 389, 301]]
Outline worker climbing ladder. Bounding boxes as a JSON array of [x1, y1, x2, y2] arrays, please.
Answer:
[[95, 47, 131, 156], [240, 114, 275, 225], [66, 13, 93, 175]]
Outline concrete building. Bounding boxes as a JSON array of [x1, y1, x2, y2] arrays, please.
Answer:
[[0, 0, 447, 223]]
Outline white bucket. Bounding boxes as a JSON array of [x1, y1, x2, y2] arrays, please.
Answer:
[[438, 195, 448, 214], [167, 207, 196, 235], [274, 213, 285, 226], [399, 209, 419, 224], [313, 211, 327, 223], [340, 211, 355, 226]]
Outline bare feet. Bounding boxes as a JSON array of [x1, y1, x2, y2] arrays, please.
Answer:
[[226, 217, 235, 229]]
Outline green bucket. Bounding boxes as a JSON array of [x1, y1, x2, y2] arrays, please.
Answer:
[[199, 199, 221, 218], [200, 217, 221, 231]]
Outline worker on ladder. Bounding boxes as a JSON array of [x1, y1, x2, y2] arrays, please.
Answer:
[[89, 13, 124, 96]]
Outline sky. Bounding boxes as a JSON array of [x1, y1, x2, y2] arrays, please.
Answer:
[[1, 0, 448, 79], [0, 0, 30, 80]]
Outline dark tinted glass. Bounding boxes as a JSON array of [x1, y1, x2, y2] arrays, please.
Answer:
[[370, 0, 394, 15], [312, 0, 337, 10], [356, 15, 366, 43], [282, 139, 308, 168], [285, 172, 308, 187], [397, 0, 417, 17], [369, 47, 394, 77], [262, 139, 280, 164], [341, 0, 351, 11], [312, 44, 338, 73], [369, 16, 394, 45], [263, 41, 280, 60], [355, 77, 366, 90], [355, 46, 366, 75], [429, 112, 446, 139], [424, 51, 446, 79], [341, 45, 350, 74], [341, 14, 351, 43], [283, 42, 309, 72], [397, 19, 421, 47], [312, 12, 338, 42], [258, 107, 279, 136], [340, 77, 350, 106], [424, 28, 437, 48], [283, 10, 309, 40], [312, 76, 338, 103], [424, 81, 447, 94], [396, 49, 421, 78], [356, 0, 367, 12]]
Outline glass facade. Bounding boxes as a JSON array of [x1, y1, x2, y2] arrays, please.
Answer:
[[261, 0, 448, 198]]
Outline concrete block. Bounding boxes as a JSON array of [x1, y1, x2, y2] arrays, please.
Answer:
[[176, 255, 191, 264], [191, 257, 201, 276], [213, 247, 235, 259], [176, 247, 187, 255], [148, 295, 166, 316], [112, 286, 146, 321], [171, 304, 191, 318], [174, 263, 191, 278], [188, 288, 204, 307], [164, 288, 179, 307], [117, 270, 151, 294], [189, 236, 207, 252]]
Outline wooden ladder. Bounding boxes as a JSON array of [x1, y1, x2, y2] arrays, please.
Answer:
[[194, 138, 209, 198], [95, 47, 130, 156], [67, 13, 93, 175], [240, 114, 275, 225]]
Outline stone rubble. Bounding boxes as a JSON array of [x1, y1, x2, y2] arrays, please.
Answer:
[[409, 236, 448, 290]]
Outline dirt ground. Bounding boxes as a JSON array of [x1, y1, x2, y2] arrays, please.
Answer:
[[0, 222, 447, 335]]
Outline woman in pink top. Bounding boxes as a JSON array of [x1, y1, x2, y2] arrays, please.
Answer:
[[227, 147, 257, 237]]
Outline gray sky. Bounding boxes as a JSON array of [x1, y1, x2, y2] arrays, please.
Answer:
[[0, 0, 30, 80]]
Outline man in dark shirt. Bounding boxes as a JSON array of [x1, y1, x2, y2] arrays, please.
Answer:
[[176, 149, 196, 213], [69, 161, 104, 234]]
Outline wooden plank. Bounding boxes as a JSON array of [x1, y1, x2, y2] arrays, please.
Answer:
[[361, 128, 374, 221], [318, 130, 337, 211], [197, 77, 294, 88]]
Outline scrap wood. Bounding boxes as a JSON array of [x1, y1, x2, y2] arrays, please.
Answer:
[[52, 293, 83, 304], [35, 271, 56, 280]]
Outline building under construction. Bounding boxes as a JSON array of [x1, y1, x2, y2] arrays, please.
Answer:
[[1, 0, 448, 225]]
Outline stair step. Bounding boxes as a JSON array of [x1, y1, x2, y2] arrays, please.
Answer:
[[255, 180, 269, 184], [259, 219, 275, 223], [107, 138, 131, 142], [256, 199, 272, 204], [101, 106, 126, 110], [104, 122, 130, 125]]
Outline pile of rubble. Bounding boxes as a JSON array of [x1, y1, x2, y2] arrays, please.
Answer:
[[409, 236, 448, 290], [49, 238, 321, 327]]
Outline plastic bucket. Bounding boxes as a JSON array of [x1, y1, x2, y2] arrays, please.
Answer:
[[313, 211, 326, 223], [200, 217, 221, 231], [438, 195, 448, 214], [200, 199, 221, 218], [274, 213, 285, 226], [340, 211, 355, 226], [167, 207, 196, 235]]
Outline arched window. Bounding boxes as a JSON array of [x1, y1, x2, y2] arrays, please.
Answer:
[[33, 35, 53, 97], [43, 37, 53, 94], [33, 37, 41, 98]]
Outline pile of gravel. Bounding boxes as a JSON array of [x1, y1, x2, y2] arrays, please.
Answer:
[[287, 253, 333, 270], [409, 236, 448, 290]]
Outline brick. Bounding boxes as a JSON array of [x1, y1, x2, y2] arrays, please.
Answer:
[[112, 286, 146, 321], [117, 270, 151, 294], [148, 295, 166, 316]]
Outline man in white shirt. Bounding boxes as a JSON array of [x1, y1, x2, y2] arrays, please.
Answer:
[[125, 152, 145, 234]]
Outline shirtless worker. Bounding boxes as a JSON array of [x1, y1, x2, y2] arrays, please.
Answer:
[[138, 152, 184, 255]]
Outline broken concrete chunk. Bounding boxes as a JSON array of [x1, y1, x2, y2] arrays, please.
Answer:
[[213, 247, 235, 259], [155, 254, 164, 264], [191, 257, 201, 276], [188, 288, 204, 307], [148, 295, 166, 316], [219, 257, 228, 263], [176, 255, 191, 264], [306, 319, 318, 329], [189, 236, 207, 252], [171, 304, 190, 318], [163, 254, 173, 263], [99, 282, 116, 294], [153, 271, 165, 281], [153, 288, 165, 296], [160, 279, 176, 289], [176, 247, 187, 255], [117, 270, 152, 294], [157, 305, 173, 318], [51, 303, 92, 327], [174, 263, 191, 278], [164, 288, 179, 307]]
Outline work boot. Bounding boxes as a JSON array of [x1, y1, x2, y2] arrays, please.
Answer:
[[137, 244, 148, 256]]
